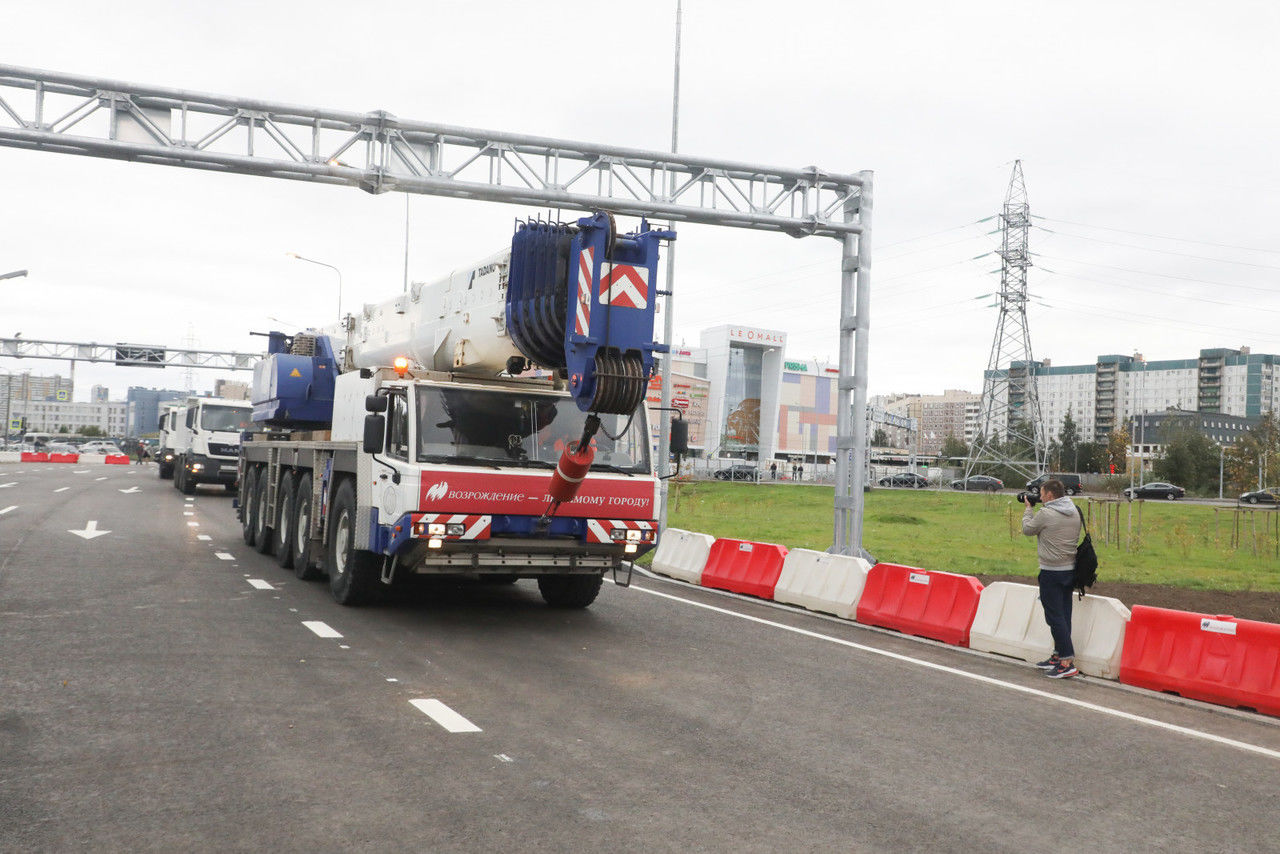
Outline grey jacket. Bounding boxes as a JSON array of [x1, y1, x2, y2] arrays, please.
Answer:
[[1022, 496, 1082, 570]]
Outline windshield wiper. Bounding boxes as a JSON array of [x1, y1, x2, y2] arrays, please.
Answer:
[[421, 454, 504, 470], [588, 463, 637, 476]]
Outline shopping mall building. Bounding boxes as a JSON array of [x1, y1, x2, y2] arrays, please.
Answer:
[[645, 324, 841, 464]]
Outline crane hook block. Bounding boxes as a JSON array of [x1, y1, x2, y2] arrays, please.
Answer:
[[506, 211, 674, 414]]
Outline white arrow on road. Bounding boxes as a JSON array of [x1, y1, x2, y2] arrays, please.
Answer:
[[68, 520, 111, 540], [118, 486, 140, 494]]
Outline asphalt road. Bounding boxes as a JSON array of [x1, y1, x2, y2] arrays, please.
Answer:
[[3, 461, 1280, 853]]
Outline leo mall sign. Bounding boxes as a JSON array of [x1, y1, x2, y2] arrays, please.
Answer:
[[726, 327, 786, 346]]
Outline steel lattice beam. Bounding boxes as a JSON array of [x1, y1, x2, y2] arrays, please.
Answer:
[[0, 64, 863, 238], [0, 337, 259, 371]]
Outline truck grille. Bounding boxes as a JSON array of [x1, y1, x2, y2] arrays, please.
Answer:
[[208, 442, 240, 458]]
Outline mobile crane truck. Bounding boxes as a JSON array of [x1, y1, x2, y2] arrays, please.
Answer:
[[239, 212, 687, 607]]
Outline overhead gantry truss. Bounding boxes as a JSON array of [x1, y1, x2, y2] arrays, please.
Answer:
[[0, 337, 258, 372], [0, 63, 873, 556]]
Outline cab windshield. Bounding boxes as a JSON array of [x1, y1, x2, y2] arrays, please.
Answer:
[[201, 405, 255, 432], [415, 386, 649, 474]]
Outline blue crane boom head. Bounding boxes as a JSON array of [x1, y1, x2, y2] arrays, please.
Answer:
[[506, 211, 675, 414]]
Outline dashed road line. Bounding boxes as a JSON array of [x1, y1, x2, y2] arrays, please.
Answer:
[[54, 487, 69, 493], [0, 505, 15, 515], [247, 579, 274, 590], [302, 620, 342, 639], [215, 552, 235, 561], [410, 699, 482, 733], [196, 534, 212, 541], [183, 512, 194, 516], [187, 522, 198, 527], [0, 483, 16, 489], [95, 477, 107, 481]]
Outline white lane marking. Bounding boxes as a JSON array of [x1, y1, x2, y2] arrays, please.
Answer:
[[118, 486, 140, 494], [0, 505, 15, 515], [215, 552, 234, 561], [338, 644, 350, 650], [74, 469, 88, 473], [247, 579, 274, 590], [386, 678, 399, 683], [187, 522, 198, 527], [409, 699, 482, 733], [196, 534, 212, 541], [0, 483, 16, 489], [53, 487, 69, 493], [95, 477, 107, 481], [494, 753, 514, 763], [629, 584, 1280, 763], [68, 520, 110, 540], [184, 498, 194, 503], [302, 620, 342, 639], [183, 512, 194, 516]]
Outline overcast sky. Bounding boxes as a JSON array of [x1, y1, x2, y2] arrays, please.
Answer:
[[2, 1, 1278, 405]]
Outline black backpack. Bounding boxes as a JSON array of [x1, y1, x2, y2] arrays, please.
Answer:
[[1073, 506, 1098, 599]]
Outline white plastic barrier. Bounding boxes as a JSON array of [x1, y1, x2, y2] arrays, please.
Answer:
[[650, 528, 714, 584], [773, 548, 872, 619], [78, 455, 107, 465], [0, 452, 20, 463], [969, 581, 1131, 679]]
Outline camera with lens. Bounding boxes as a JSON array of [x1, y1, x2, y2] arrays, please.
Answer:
[[1016, 490, 1040, 506]]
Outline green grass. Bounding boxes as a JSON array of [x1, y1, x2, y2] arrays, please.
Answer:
[[661, 481, 1280, 592]]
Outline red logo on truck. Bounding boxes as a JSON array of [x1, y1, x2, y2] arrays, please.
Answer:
[[419, 469, 655, 518]]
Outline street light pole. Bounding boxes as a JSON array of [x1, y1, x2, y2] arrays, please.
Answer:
[[286, 253, 343, 321]]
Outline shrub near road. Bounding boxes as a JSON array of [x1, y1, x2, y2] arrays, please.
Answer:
[[662, 482, 1280, 621]]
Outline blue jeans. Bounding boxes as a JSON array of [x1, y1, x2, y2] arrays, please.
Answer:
[[1038, 570, 1075, 659]]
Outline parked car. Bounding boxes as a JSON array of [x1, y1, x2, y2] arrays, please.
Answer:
[[713, 464, 759, 481], [78, 441, 124, 456], [44, 442, 78, 455], [1239, 487, 1280, 506], [1123, 481, 1185, 500], [1025, 473, 1083, 497], [950, 475, 1003, 492], [878, 472, 928, 488]]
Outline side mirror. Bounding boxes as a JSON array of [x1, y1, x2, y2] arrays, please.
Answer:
[[365, 394, 388, 413], [363, 414, 386, 454], [670, 417, 690, 457]]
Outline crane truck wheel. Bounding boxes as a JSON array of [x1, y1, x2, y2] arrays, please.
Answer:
[[180, 461, 196, 495], [328, 478, 378, 606], [537, 574, 603, 609], [291, 473, 322, 581], [274, 473, 296, 569], [252, 466, 274, 555], [241, 466, 259, 546], [173, 459, 183, 491]]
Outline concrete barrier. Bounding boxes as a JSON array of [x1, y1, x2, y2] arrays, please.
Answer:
[[701, 538, 788, 599], [773, 549, 871, 619], [0, 451, 20, 463], [969, 582, 1131, 679], [650, 528, 714, 584], [856, 564, 983, 646], [1120, 606, 1280, 716], [105, 454, 130, 465]]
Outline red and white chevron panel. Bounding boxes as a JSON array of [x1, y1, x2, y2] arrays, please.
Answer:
[[411, 513, 492, 540], [597, 263, 648, 309], [585, 518, 656, 544], [574, 246, 594, 335]]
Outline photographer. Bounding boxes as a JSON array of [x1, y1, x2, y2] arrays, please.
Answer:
[[1021, 478, 1082, 679]]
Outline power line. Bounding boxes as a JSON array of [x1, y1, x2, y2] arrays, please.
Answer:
[[1039, 267, 1280, 314], [1033, 215, 1280, 257], [1033, 225, 1280, 272], [1034, 253, 1280, 295]]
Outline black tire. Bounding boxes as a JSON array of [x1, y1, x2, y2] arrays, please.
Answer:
[[158, 461, 173, 480], [241, 466, 259, 546], [224, 482, 236, 493], [173, 460, 183, 491], [274, 473, 296, 569], [1248, 496, 1259, 505], [252, 466, 273, 555], [1166, 493, 1176, 501], [537, 574, 603, 608], [180, 460, 196, 495], [988, 485, 999, 493], [1065, 487, 1077, 496], [291, 473, 322, 581], [480, 574, 519, 585], [328, 478, 378, 606]]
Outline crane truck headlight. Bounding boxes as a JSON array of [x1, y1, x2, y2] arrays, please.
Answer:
[[427, 522, 446, 537], [393, 356, 410, 377], [445, 523, 465, 537], [427, 537, 444, 549], [624, 544, 638, 554], [191, 463, 203, 471]]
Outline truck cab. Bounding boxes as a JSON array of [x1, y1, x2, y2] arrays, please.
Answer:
[[156, 405, 184, 479], [173, 398, 254, 494]]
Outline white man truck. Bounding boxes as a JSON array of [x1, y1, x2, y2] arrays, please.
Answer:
[[238, 212, 686, 607], [165, 397, 254, 494]]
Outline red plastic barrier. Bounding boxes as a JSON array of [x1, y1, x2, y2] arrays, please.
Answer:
[[701, 538, 788, 599], [855, 563, 984, 646], [49, 453, 78, 463], [20, 452, 49, 463], [1119, 605, 1280, 717], [105, 454, 130, 465]]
